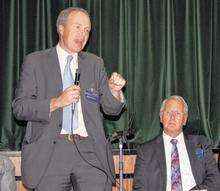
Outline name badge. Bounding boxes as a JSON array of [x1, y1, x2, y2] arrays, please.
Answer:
[[85, 89, 99, 103]]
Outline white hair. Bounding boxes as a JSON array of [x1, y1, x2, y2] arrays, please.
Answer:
[[160, 95, 188, 115], [56, 7, 90, 29]]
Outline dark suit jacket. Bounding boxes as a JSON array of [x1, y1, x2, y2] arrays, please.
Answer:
[[133, 134, 220, 191], [12, 47, 124, 188]]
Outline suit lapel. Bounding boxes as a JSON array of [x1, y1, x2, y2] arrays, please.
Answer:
[[77, 52, 87, 130], [47, 47, 63, 94], [155, 135, 167, 190], [78, 52, 87, 93], [77, 52, 94, 138], [184, 134, 200, 184], [46, 47, 63, 133]]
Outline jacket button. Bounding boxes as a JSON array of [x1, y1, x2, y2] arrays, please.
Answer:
[[59, 123, 62, 127], [53, 141, 56, 144]]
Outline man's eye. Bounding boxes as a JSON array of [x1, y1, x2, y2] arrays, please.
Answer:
[[74, 25, 81, 30], [85, 29, 90, 33], [165, 111, 170, 115]]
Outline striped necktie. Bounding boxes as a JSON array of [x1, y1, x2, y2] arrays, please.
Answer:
[[170, 139, 182, 191]]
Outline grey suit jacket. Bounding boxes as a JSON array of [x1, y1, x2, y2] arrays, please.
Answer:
[[133, 134, 220, 191], [12, 47, 124, 188], [0, 155, 16, 191]]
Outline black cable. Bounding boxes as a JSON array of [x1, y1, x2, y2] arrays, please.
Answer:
[[71, 103, 109, 191], [70, 68, 123, 190], [72, 133, 109, 191], [71, 103, 75, 135]]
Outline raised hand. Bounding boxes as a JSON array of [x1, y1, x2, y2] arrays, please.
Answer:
[[108, 72, 126, 100]]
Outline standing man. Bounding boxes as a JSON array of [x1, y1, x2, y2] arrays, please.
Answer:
[[133, 95, 220, 191], [13, 7, 126, 191]]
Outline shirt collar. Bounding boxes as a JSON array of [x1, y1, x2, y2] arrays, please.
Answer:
[[56, 43, 78, 61], [163, 131, 184, 144]]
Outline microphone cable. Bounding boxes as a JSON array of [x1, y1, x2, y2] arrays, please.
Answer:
[[70, 69, 109, 191]]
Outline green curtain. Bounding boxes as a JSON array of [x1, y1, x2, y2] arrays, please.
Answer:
[[0, 0, 220, 150]]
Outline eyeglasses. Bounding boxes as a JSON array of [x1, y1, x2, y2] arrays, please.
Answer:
[[72, 24, 91, 35], [163, 110, 185, 119]]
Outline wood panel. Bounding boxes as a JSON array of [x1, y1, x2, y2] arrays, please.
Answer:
[[112, 179, 133, 191], [114, 154, 136, 174], [9, 156, 21, 177]]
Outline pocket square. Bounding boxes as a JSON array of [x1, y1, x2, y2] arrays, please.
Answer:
[[195, 148, 204, 159]]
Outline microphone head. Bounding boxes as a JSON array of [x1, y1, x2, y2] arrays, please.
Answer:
[[74, 69, 80, 85], [76, 68, 80, 75]]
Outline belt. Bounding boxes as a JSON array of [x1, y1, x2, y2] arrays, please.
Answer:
[[59, 134, 87, 142]]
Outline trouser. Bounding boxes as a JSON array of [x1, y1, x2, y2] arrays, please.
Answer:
[[34, 136, 112, 191]]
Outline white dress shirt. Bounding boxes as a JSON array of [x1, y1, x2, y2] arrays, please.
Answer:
[[56, 44, 88, 137], [163, 132, 196, 191]]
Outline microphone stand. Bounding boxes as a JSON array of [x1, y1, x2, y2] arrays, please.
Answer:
[[109, 124, 134, 191], [112, 131, 127, 191], [119, 135, 125, 191]]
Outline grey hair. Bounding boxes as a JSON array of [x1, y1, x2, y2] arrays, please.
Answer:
[[56, 7, 90, 28], [160, 95, 188, 115]]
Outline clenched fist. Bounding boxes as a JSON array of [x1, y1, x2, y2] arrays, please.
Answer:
[[108, 72, 126, 100]]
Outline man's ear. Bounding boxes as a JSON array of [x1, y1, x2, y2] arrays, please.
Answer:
[[183, 115, 188, 126], [58, 25, 64, 36], [160, 112, 163, 123]]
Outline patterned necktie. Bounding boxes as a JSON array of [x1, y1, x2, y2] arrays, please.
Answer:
[[170, 139, 182, 191], [62, 55, 78, 133]]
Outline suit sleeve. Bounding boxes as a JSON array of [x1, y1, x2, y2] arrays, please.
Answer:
[[133, 146, 148, 191], [12, 54, 51, 122], [98, 59, 125, 115], [190, 137, 220, 191]]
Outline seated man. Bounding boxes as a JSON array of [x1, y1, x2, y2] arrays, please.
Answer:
[[133, 95, 220, 191], [0, 154, 16, 191]]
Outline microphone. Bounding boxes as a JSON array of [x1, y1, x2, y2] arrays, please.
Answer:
[[74, 69, 80, 85], [71, 69, 80, 133], [108, 129, 134, 143], [72, 68, 80, 108]]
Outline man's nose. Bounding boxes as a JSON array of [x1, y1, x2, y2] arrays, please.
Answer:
[[78, 29, 87, 36], [170, 113, 175, 120]]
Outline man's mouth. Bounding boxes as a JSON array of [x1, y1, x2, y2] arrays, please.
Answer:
[[74, 38, 84, 44], [168, 122, 176, 127]]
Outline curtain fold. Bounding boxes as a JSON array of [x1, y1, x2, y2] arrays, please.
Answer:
[[0, 0, 220, 150]]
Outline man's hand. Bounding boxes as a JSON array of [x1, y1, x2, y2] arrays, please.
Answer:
[[50, 85, 80, 112], [108, 72, 126, 101]]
